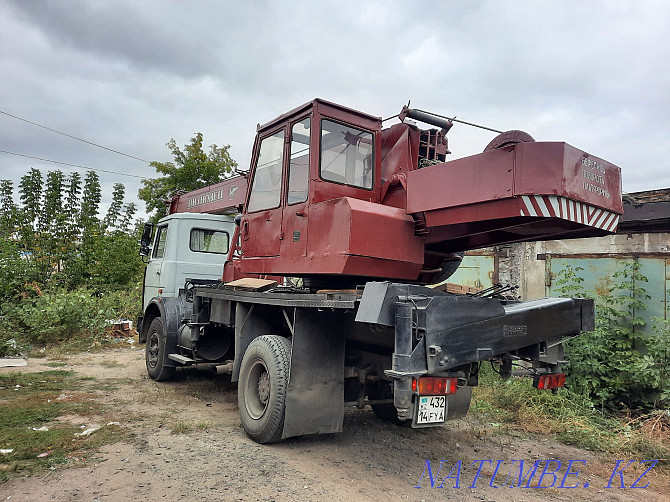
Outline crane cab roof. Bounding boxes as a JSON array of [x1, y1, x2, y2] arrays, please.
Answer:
[[257, 98, 382, 134]]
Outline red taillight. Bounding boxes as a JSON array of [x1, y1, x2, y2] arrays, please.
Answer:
[[412, 377, 458, 395], [534, 373, 566, 390]]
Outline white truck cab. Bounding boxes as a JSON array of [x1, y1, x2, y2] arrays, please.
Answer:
[[141, 212, 236, 312]]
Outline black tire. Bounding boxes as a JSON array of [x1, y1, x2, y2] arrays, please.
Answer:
[[238, 335, 292, 444], [430, 252, 464, 285], [371, 403, 411, 426], [369, 381, 411, 426], [145, 317, 176, 382]]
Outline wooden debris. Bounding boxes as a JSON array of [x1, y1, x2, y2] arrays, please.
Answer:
[[224, 278, 278, 292], [433, 282, 482, 295]]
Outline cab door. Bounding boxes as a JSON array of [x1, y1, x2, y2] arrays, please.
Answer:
[[241, 129, 285, 257], [143, 223, 168, 309], [280, 117, 311, 259]]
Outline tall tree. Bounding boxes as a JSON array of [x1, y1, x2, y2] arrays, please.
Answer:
[[40, 170, 66, 273], [79, 171, 101, 229], [118, 202, 137, 234], [103, 183, 125, 231], [0, 179, 17, 235], [74, 171, 102, 283], [63, 172, 82, 244], [40, 170, 64, 233], [16, 169, 44, 277], [139, 133, 237, 221], [18, 168, 43, 233], [0, 180, 26, 300]]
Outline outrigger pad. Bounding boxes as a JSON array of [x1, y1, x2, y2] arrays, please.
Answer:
[[282, 308, 346, 439]]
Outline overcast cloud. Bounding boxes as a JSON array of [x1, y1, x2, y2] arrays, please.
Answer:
[[1, 0, 668, 220]]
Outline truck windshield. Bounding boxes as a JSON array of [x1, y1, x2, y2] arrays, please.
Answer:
[[320, 119, 373, 190]]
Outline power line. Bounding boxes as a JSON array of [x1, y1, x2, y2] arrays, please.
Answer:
[[0, 149, 148, 179], [0, 109, 150, 163]]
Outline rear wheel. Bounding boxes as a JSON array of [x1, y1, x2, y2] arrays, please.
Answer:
[[369, 381, 411, 426], [238, 335, 292, 443], [145, 317, 175, 381]]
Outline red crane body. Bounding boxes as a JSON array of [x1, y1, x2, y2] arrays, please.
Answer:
[[169, 98, 623, 285]]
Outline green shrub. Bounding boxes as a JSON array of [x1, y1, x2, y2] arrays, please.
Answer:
[[2, 287, 141, 345], [556, 263, 670, 412], [473, 365, 670, 460]]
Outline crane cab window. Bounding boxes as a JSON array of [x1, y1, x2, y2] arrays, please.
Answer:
[[288, 118, 310, 205], [247, 130, 284, 213], [320, 119, 373, 190], [189, 228, 229, 254]]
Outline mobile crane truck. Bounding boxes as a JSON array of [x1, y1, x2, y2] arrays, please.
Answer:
[[138, 99, 623, 443]]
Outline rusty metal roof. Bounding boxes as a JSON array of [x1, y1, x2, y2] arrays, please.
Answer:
[[624, 188, 670, 204], [619, 188, 670, 232]]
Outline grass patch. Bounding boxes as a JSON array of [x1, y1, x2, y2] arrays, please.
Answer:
[[471, 365, 670, 464], [195, 421, 211, 431], [170, 421, 213, 435], [99, 359, 123, 368], [170, 422, 192, 434], [0, 370, 127, 482]]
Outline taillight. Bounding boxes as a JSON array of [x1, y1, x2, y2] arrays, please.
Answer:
[[533, 373, 566, 390], [412, 377, 458, 395]]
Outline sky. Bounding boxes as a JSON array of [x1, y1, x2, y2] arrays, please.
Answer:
[[1, 0, 668, 221]]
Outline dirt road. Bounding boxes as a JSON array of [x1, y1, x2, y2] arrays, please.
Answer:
[[1, 347, 667, 501]]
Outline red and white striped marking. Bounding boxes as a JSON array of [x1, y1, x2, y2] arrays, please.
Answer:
[[519, 195, 619, 232]]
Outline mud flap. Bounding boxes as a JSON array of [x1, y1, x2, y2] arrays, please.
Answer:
[[282, 308, 345, 439], [446, 386, 472, 420]]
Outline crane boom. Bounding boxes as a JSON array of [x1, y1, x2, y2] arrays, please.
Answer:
[[167, 176, 248, 215]]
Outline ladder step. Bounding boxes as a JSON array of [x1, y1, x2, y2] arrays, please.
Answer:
[[168, 353, 195, 365]]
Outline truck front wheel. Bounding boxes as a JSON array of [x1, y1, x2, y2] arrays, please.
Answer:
[[238, 335, 291, 444], [145, 317, 176, 381]]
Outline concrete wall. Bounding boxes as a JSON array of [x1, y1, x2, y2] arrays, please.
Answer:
[[520, 233, 670, 300]]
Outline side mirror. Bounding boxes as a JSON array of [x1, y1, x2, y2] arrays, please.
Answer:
[[139, 222, 154, 257], [234, 214, 242, 227]]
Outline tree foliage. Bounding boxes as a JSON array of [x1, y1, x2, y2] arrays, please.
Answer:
[[0, 169, 143, 295], [556, 263, 670, 412], [1, 169, 144, 349], [139, 132, 237, 222]]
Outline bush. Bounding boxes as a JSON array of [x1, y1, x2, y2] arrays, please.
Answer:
[[556, 263, 670, 412], [472, 365, 670, 461], [0, 238, 37, 301], [2, 286, 141, 346]]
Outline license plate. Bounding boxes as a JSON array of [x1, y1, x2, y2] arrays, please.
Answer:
[[416, 395, 446, 424]]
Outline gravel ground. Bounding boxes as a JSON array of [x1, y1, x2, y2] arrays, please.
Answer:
[[1, 347, 667, 501]]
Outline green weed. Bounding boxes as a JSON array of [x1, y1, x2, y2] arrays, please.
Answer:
[[0, 370, 127, 482], [471, 365, 670, 463]]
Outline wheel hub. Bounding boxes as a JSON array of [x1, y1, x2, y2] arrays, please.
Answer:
[[147, 335, 159, 369], [244, 359, 271, 420], [257, 372, 270, 404]]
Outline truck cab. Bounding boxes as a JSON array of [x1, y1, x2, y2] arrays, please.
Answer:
[[141, 212, 235, 313]]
